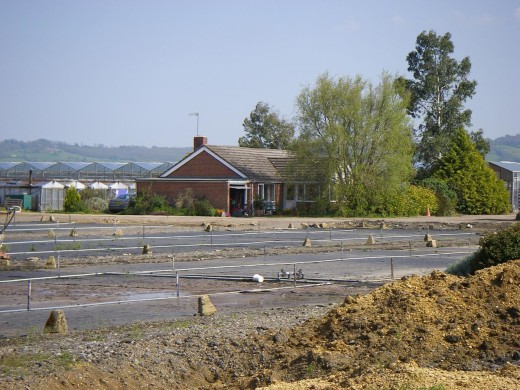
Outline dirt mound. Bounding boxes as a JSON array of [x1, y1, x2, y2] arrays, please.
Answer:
[[4, 260, 520, 389], [247, 259, 520, 388]]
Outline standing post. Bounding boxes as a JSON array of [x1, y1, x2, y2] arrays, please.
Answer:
[[57, 252, 61, 277], [293, 263, 296, 287], [409, 240, 412, 257], [390, 258, 394, 280], [211, 230, 213, 246], [142, 225, 145, 239], [175, 271, 180, 297], [27, 279, 32, 310], [272, 228, 275, 243], [341, 241, 344, 260], [329, 228, 332, 241], [172, 251, 175, 271]]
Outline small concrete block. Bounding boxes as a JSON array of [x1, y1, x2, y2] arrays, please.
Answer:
[[198, 295, 217, 316], [303, 237, 311, 247], [113, 229, 123, 237], [47, 229, 56, 238], [142, 244, 152, 255], [366, 235, 376, 245], [44, 310, 68, 334], [424, 233, 433, 242], [46, 256, 57, 269], [426, 240, 438, 248]]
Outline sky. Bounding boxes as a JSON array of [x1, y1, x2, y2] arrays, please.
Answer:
[[1, 1, 519, 148]]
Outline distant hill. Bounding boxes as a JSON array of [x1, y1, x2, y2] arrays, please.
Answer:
[[0, 139, 192, 163], [1, 135, 519, 164], [487, 135, 520, 162]]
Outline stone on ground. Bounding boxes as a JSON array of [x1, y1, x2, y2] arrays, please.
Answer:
[[366, 235, 376, 245], [44, 310, 68, 334], [426, 239, 438, 248], [142, 244, 152, 255], [303, 237, 311, 247], [46, 256, 57, 269], [198, 295, 217, 316]]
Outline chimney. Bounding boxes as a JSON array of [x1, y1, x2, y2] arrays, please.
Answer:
[[194, 136, 207, 150]]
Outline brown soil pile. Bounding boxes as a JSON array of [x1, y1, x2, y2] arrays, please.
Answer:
[[247, 259, 520, 389], [3, 260, 520, 389]]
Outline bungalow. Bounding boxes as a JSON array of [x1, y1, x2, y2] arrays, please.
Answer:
[[136, 136, 315, 215]]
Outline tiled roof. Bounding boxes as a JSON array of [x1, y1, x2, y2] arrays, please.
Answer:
[[206, 145, 291, 182]]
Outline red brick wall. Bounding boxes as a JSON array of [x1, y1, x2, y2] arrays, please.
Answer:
[[137, 180, 229, 211], [166, 151, 241, 179]]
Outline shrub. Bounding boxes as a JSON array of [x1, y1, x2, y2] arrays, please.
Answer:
[[126, 190, 171, 215], [419, 177, 458, 216], [188, 199, 215, 216], [64, 187, 85, 213], [83, 197, 108, 213], [175, 188, 195, 209], [447, 223, 520, 275]]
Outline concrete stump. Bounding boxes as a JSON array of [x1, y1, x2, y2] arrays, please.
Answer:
[[198, 295, 217, 316], [426, 240, 438, 248], [303, 237, 311, 247], [47, 229, 56, 238], [288, 223, 295, 229], [113, 229, 123, 237], [142, 244, 152, 255], [70, 228, 78, 237], [44, 310, 68, 334], [46, 256, 57, 269], [366, 235, 376, 245], [204, 223, 212, 232], [424, 233, 433, 242], [320, 222, 329, 229], [301, 223, 309, 229], [49, 215, 57, 222]]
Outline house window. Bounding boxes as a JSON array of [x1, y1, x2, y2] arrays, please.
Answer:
[[265, 184, 274, 201], [296, 184, 305, 201], [257, 184, 264, 199], [286, 184, 295, 201]]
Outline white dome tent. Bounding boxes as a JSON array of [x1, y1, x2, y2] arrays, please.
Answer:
[[89, 181, 109, 190]]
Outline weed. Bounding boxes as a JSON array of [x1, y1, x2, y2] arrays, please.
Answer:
[[0, 352, 47, 375], [305, 361, 317, 375], [54, 242, 82, 251], [29, 244, 37, 252], [56, 351, 75, 370]]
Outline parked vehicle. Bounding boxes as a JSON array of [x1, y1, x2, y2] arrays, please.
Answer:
[[108, 193, 134, 212]]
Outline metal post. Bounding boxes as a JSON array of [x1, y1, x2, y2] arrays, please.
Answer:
[[211, 230, 213, 246], [176, 271, 179, 297], [329, 228, 332, 241], [390, 258, 394, 280], [142, 225, 145, 239], [409, 240, 412, 257], [272, 228, 275, 243], [341, 241, 344, 260], [263, 244, 266, 265], [172, 251, 175, 271], [27, 279, 31, 310], [293, 263, 296, 287], [57, 252, 61, 277]]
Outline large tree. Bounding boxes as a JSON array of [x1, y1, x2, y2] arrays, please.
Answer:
[[238, 102, 295, 149], [293, 72, 414, 215], [399, 30, 477, 175], [434, 128, 510, 215]]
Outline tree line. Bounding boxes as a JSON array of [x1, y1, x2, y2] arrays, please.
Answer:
[[238, 30, 510, 216]]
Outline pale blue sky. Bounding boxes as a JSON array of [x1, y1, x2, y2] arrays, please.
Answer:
[[1, 1, 519, 148]]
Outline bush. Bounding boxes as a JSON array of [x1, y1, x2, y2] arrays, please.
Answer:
[[83, 197, 108, 213], [447, 223, 520, 276], [64, 187, 85, 213], [419, 178, 458, 216], [126, 190, 171, 215], [188, 199, 215, 216], [175, 188, 195, 209]]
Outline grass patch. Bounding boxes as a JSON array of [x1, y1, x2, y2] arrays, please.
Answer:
[[54, 242, 82, 251], [0, 352, 48, 375]]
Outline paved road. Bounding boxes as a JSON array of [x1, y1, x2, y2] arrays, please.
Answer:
[[3, 220, 479, 260], [0, 244, 475, 337]]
